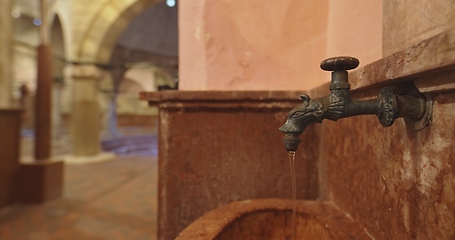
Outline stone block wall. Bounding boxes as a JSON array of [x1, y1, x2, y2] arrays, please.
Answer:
[[141, 91, 320, 240]]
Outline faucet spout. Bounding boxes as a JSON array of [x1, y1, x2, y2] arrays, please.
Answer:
[[279, 56, 433, 152], [278, 94, 326, 151]]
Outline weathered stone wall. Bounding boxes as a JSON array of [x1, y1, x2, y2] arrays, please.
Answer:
[[383, 0, 455, 56], [320, 92, 454, 239], [315, 29, 455, 239]]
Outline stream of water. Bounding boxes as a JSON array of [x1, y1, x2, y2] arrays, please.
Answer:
[[288, 151, 297, 240]]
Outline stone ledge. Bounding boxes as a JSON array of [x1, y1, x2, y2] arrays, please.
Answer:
[[140, 90, 305, 102], [308, 28, 455, 99], [350, 28, 455, 92], [139, 90, 306, 110]]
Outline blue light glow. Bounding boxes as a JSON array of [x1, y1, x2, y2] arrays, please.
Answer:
[[166, 0, 175, 7], [33, 18, 42, 26]]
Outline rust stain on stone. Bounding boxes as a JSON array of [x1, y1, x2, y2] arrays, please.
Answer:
[[320, 92, 455, 239]]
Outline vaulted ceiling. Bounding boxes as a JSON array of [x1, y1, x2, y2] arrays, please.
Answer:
[[12, 0, 178, 62], [117, 1, 178, 58]]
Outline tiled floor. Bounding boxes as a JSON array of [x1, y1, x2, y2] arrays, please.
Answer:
[[0, 128, 158, 240]]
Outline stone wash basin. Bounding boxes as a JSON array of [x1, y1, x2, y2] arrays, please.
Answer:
[[176, 199, 370, 240]]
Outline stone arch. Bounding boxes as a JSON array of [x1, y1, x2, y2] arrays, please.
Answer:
[[153, 67, 176, 89], [123, 67, 154, 91], [119, 77, 145, 95], [77, 0, 163, 64], [122, 66, 176, 92], [50, 1, 73, 60]]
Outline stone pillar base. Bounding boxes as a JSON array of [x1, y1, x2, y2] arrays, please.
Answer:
[[63, 152, 115, 165], [16, 160, 64, 204], [0, 108, 21, 208]]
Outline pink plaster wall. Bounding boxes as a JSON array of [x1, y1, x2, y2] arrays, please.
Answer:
[[179, 0, 382, 91], [178, 0, 207, 90], [326, 0, 382, 67], [179, 0, 329, 91]]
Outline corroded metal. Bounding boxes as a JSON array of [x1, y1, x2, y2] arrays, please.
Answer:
[[377, 88, 397, 127], [279, 56, 433, 152]]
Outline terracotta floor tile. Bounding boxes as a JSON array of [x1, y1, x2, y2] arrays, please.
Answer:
[[1, 127, 158, 240]]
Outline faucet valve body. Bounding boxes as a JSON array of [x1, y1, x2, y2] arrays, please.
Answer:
[[282, 134, 301, 152], [377, 87, 398, 127], [279, 56, 433, 152]]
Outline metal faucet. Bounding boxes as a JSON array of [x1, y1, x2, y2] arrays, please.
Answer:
[[279, 56, 433, 152]]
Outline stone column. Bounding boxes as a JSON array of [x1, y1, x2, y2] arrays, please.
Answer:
[[105, 67, 126, 137], [19, 84, 34, 128], [34, 45, 53, 160], [0, 0, 13, 108], [52, 81, 64, 140], [67, 65, 114, 163]]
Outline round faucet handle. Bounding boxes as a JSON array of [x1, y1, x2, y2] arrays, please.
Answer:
[[320, 56, 359, 72]]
